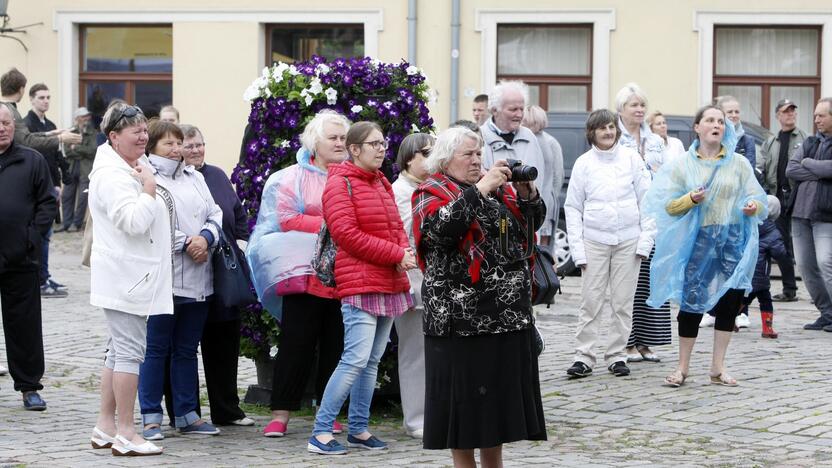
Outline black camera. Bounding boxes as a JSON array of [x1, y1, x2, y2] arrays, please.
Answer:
[[505, 159, 538, 182]]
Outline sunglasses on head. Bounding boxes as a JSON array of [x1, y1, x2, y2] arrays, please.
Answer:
[[107, 106, 144, 133]]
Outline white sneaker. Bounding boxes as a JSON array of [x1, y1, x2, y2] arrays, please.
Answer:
[[0, 363, 7, 376], [406, 428, 423, 439], [700, 314, 716, 328], [229, 417, 255, 426], [735, 314, 750, 329]]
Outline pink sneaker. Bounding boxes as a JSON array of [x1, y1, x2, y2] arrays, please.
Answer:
[[263, 420, 287, 438], [332, 420, 343, 434]]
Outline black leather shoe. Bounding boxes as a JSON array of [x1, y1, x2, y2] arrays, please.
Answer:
[[772, 293, 798, 302], [804, 320, 831, 330], [823, 324, 832, 333]]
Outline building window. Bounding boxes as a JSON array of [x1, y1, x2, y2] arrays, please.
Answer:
[[266, 24, 364, 65], [714, 26, 820, 130], [497, 24, 592, 112], [80, 25, 172, 123]]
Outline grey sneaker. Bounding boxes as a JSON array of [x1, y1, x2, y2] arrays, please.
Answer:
[[40, 284, 68, 298]]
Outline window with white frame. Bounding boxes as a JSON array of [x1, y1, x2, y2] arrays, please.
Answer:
[[714, 26, 820, 131], [497, 24, 592, 112]]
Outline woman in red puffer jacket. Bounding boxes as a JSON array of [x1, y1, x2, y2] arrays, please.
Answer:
[[307, 122, 417, 455]]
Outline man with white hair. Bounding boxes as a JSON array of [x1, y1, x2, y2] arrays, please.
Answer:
[[479, 81, 547, 213], [0, 104, 57, 411]]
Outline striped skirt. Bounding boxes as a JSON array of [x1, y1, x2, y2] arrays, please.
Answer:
[[628, 248, 672, 347]]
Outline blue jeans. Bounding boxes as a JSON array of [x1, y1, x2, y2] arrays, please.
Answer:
[[791, 218, 832, 323], [312, 303, 393, 436], [138, 301, 209, 428]]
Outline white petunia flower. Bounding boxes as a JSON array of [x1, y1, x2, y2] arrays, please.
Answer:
[[288, 65, 300, 76], [405, 65, 419, 76], [316, 64, 331, 75], [261, 67, 270, 78], [325, 88, 338, 105], [411, 123, 420, 132], [280, 140, 291, 148], [242, 84, 260, 101], [309, 77, 323, 95], [304, 95, 314, 106], [351, 105, 364, 113]]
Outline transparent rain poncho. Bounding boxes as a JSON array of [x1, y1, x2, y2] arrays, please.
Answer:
[[644, 123, 767, 313], [246, 148, 326, 321]]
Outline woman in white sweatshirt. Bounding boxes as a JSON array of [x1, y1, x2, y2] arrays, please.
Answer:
[[564, 109, 655, 379]]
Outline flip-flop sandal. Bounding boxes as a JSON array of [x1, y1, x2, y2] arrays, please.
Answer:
[[709, 373, 738, 386], [638, 347, 661, 362], [664, 369, 687, 388]]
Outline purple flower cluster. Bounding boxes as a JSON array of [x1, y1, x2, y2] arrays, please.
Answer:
[[232, 56, 435, 355]]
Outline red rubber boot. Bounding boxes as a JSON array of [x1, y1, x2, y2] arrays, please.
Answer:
[[761, 311, 778, 339]]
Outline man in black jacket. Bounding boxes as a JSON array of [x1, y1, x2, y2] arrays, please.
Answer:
[[0, 104, 57, 410]]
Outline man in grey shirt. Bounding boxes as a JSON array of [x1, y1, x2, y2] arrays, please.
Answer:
[[785, 97, 832, 331]]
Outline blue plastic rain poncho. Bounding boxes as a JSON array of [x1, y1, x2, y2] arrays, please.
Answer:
[[644, 122, 767, 313], [246, 148, 328, 322]]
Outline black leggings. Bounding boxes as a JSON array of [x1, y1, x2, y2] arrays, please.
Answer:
[[678, 289, 744, 338], [741, 289, 773, 314]]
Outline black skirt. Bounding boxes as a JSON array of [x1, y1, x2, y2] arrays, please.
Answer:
[[423, 328, 547, 450]]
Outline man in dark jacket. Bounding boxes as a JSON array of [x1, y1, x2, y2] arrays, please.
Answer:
[[759, 99, 808, 302], [0, 104, 57, 410], [58, 107, 97, 232], [785, 97, 832, 331]]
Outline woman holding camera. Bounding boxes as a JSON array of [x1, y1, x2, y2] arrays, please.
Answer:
[[414, 126, 546, 467], [564, 109, 655, 379]]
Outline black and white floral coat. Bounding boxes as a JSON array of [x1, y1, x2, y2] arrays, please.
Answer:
[[414, 177, 545, 337]]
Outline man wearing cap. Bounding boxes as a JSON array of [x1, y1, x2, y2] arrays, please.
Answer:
[[759, 98, 808, 302], [786, 97, 832, 330], [57, 107, 97, 234]]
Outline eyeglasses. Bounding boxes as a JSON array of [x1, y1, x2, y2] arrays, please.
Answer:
[[360, 139, 389, 150], [184, 142, 205, 151], [108, 106, 143, 132]]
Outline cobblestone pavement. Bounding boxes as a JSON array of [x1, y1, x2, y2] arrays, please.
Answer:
[[2, 233, 832, 467]]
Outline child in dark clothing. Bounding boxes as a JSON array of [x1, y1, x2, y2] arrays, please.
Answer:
[[739, 195, 790, 338]]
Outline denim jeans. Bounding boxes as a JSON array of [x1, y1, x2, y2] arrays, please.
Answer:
[[138, 301, 209, 428], [791, 218, 832, 323], [312, 303, 393, 436]]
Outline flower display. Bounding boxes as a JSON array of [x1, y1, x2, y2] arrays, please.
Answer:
[[232, 56, 435, 360]]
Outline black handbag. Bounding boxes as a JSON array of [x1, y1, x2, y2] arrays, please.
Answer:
[[209, 221, 257, 308], [532, 245, 561, 307]]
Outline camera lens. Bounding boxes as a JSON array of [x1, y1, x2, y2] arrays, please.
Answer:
[[511, 165, 538, 182]]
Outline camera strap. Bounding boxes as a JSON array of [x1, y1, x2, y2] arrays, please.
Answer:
[[498, 189, 535, 260]]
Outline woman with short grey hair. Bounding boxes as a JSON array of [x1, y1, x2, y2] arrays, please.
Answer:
[[88, 103, 172, 456], [523, 105, 564, 246], [415, 126, 547, 465], [247, 110, 351, 439]]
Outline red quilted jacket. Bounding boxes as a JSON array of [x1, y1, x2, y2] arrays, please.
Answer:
[[322, 161, 410, 298]]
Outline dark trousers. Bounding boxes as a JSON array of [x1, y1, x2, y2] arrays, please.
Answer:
[[0, 269, 45, 392], [678, 289, 744, 338], [741, 289, 773, 313], [39, 227, 52, 286], [271, 294, 344, 411], [201, 318, 245, 424], [775, 214, 797, 295], [60, 164, 88, 229]]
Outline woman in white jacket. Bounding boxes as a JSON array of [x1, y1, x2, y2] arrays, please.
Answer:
[[88, 103, 173, 456], [138, 120, 223, 440], [564, 109, 655, 379]]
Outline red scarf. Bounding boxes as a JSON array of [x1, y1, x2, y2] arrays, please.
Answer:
[[411, 173, 525, 283]]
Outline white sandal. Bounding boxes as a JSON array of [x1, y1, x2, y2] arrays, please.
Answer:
[[90, 427, 116, 449], [111, 435, 163, 457]]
